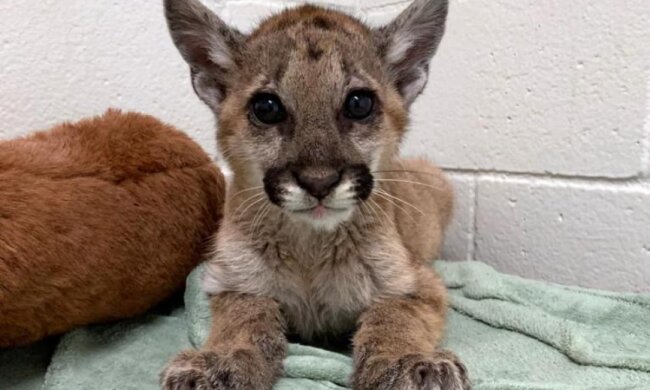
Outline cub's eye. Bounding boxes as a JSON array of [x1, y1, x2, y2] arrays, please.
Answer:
[[250, 93, 287, 125], [344, 90, 375, 120]]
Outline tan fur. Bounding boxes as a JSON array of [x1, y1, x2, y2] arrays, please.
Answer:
[[162, 1, 468, 389], [163, 293, 286, 390], [203, 158, 450, 342], [0, 110, 225, 347]]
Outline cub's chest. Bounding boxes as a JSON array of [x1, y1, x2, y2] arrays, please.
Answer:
[[204, 223, 417, 342], [265, 238, 414, 340]]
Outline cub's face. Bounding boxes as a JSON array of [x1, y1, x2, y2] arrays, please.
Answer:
[[217, 11, 407, 229], [165, 0, 448, 229]]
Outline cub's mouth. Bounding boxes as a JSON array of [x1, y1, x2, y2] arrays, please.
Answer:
[[263, 164, 373, 229], [292, 204, 353, 221]]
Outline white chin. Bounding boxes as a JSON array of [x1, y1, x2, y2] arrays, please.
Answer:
[[290, 207, 354, 231]]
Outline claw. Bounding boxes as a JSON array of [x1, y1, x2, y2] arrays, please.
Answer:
[[354, 350, 470, 390]]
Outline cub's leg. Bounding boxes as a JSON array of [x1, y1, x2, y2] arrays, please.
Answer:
[[352, 269, 469, 390], [161, 292, 286, 390]]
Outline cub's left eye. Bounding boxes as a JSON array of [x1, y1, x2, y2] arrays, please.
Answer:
[[344, 90, 375, 120], [250, 93, 287, 125]]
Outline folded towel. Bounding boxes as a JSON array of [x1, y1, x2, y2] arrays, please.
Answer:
[[2, 261, 649, 389], [438, 261, 650, 390]]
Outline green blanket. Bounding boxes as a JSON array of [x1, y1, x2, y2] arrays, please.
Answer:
[[2, 261, 649, 389]]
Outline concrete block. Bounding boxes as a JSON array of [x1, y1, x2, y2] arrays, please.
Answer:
[[475, 177, 650, 292], [402, 0, 650, 178], [220, 1, 289, 32], [0, 1, 217, 156], [358, 3, 408, 28]]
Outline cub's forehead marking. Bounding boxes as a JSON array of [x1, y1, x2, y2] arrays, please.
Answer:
[[241, 11, 380, 100], [291, 31, 332, 63], [268, 35, 347, 88], [306, 37, 325, 61], [311, 16, 333, 31], [259, 31, 349, 86]]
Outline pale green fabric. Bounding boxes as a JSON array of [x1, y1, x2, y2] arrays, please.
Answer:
[[2, 261, 649, 389]]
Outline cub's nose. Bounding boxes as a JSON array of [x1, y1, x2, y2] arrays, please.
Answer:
[[294, 169, 342, 200]]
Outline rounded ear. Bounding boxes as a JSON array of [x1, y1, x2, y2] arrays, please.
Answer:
[[374, 0, 449, 107], [164, 0, 245, 110]]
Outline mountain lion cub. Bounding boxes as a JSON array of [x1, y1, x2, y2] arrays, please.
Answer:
[[162, 0, 469, 388]]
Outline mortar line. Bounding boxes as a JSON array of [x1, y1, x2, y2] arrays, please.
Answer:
[[367, 0, 411, 10], [642, 76, 650, 177], [443, 167, 649, 186]]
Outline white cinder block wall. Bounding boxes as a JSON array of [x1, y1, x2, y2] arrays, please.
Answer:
[[1, 0, 649, 292]]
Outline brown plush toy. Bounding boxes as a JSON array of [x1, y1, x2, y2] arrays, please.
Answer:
[[0, 109, 225, 347]]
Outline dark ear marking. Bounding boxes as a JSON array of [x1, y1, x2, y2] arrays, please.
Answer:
[[374, 0, 449, 106], [163, 0, 246, 109]]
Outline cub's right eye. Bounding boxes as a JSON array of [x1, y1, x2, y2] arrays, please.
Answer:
[[250, 93, 287, 125]]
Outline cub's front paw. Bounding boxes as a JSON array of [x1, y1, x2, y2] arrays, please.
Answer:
[[160, 349, 265, 390], [354, 349, 470, 390]]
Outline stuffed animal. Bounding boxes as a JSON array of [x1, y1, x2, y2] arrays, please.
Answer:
[[0, 109, 225, 347]]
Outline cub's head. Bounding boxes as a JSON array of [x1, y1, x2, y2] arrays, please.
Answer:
[[164, 0, 448, 229]]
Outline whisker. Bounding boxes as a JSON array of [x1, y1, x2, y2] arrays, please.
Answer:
[[374, 191, 418, 223], [368, 197, 392, 226], [367, 202, 385, 228], [373, 179, 444, 192], [357, 203, 373, 227], [258, 204, 274, 232], [357, 202, 372, 228], [251, 202, 272, 234], [229, 186, 264, 199], [232, 192, 265, 219], [374, 188, 425, 216], [249, 200, 266, 231], [231, 191, 264, 212], [237, 195, 267, 220], [372, 169, 442, 177], [361, 200, 381, 226]]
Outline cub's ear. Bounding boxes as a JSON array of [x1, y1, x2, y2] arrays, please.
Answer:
[[164, 0, 245, 110], [374, 0, 449, 107]]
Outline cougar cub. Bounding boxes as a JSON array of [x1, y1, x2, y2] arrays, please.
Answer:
[[162, 0, 469, 389]]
